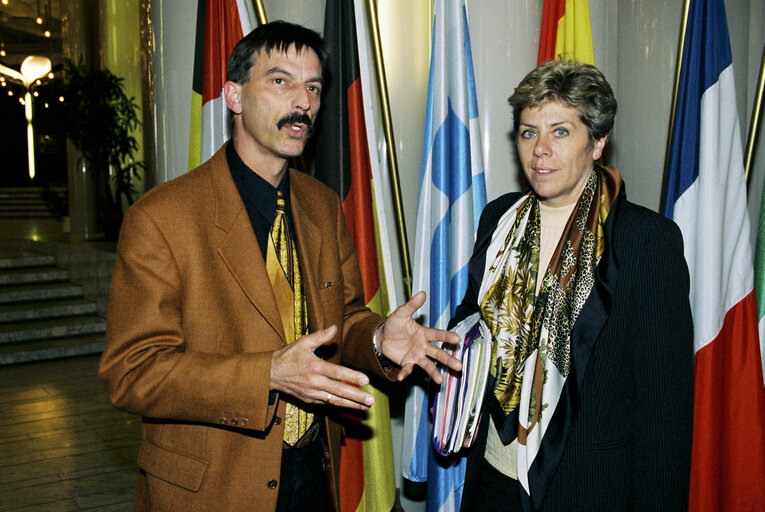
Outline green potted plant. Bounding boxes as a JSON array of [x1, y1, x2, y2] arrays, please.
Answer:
[[62, 59, 143, 240]]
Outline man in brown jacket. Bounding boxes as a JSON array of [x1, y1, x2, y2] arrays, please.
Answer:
[[99, 21, 460, 512]]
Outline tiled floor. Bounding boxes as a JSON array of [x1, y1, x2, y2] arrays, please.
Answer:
[[0, 355, 140, 511], [0, 219, 139, 511]]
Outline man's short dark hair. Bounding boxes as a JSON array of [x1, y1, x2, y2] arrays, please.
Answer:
[[226, 20, 327, 84]]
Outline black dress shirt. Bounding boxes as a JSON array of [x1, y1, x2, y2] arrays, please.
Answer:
[[226, 142, 293, 260]]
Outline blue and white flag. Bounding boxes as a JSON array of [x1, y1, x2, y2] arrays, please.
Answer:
[[402, 1, 486, 510]]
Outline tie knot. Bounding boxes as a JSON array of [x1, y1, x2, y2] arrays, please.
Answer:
[[276, 191, 286, 213]]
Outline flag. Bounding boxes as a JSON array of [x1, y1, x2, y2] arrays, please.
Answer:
[[189, 0, 254, 170], [311, 0, 398, 510], [402, 1, 486, 510], [660, 0, 765, 509], [537, 0, 594, 65]]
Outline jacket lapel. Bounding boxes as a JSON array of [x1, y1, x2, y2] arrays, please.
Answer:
[[290, 171, 324, 332], [210, 146, 286, 345]]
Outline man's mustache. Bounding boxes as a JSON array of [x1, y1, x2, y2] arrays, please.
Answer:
[[276, 112, 314, 137]]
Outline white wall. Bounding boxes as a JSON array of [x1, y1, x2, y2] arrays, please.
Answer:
[[149, 0, 763, 212], [148, 1, 765, 510]]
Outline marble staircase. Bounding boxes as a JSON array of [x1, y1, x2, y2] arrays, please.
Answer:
[[0, 187, 68, 218], [0, 250, 106, 365]]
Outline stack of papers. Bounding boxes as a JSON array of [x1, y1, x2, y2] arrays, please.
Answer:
[[432, 312, 493, 456]]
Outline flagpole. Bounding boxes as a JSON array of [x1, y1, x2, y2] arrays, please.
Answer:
[[661, 0, 691, 205], [745, 44, 765, 183], [253, 0, 268, 24], [363, 0, 413, 299]]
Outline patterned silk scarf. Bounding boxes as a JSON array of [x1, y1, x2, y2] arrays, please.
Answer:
[[477, 166, 622, 510], [266, 191, 313, 446]]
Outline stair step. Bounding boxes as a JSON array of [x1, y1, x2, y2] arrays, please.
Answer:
[[0, 211, 58, 218], [0, 266, 69, 286], [0, 334, 104, 365], [0, 202, 51, 209], [0, 198, 51, 205], [0, 315, 106, 344], [0, 298, 98, 323], [0, 186, 67, 193], [0, 282, 84, 304], [0, 254, 56, 270]]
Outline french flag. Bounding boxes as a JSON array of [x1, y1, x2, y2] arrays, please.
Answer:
[[660, 0, 765, 509]]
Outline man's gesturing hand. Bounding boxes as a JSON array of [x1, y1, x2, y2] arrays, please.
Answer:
[[378, 291, 462, 383], [269, 325, 375, 410]]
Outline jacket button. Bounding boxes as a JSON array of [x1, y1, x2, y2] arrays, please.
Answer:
[[219, 418, 228, 425], [230, 418, 238, 426], [267, 479, 278, 489], [241, 418, 248, 426], [274, 415, 281, 425]]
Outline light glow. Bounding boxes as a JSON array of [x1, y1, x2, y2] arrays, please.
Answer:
[[0, 55, 55, 179], [26, 91, 35, 179]]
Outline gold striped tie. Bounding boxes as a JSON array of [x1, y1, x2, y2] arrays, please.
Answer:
[[267, 191, 313, 446]]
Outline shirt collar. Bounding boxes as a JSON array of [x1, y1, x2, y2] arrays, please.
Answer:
[[226, 141, 290, 223]]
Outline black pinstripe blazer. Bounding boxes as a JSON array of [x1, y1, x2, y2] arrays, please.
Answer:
[[456, 191, 694, 511]]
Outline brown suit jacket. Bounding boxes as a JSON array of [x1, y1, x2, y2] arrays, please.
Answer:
[[99, 145, 395, 511]]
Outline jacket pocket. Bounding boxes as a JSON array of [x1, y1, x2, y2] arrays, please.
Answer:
[[593, 435, 635, 450], [138, 437, 209, 492]]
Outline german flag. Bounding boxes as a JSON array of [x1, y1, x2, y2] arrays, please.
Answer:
[[537, 0, 594, 65], [311, 0, 396, 510], [189, 0, 252, 170]]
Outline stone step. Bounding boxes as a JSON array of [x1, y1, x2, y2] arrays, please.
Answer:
[[0, 334, 104, 365], [0, 207, 53, 215], [0, 211, 59, 218], [0, 197, 54, 203], [0, 254, 56, 270], [0, 315, 106, 344], [0, 266, 70, 286], [0, 298, 98, 323], [0, 185, 67, 194], [0, 198, 51, 205], [0, 201, 60, 206], [0, 187, 68, 199], [0, 282, 84, 304]]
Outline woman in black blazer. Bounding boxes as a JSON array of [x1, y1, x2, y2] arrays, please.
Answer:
[[454, 59, 693, 511]]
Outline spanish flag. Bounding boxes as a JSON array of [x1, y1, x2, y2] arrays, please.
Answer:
[[311, 0, 397, 510], [537, 0, 594, 65], [189, 0, 253, 170]]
